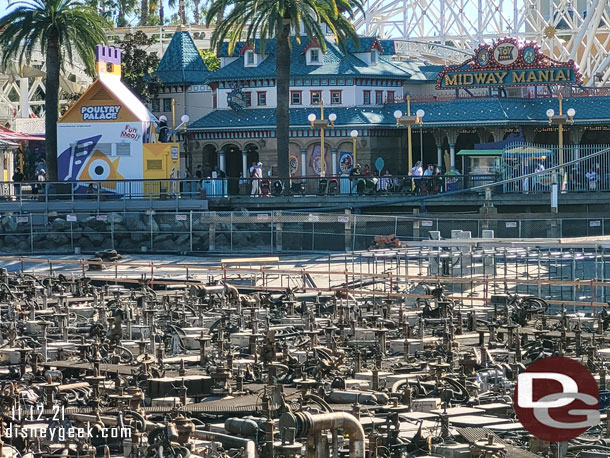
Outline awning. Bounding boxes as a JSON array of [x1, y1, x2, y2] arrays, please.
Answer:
[[504, 145, 552, 158], [0, 126, 44, 141], [457, 149, 503, 156], [0, 139, 19, 148]]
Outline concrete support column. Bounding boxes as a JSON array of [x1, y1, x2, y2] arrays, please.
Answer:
[[344, 209, 352, 252], [573, 141, 581, 160], [449, 143, 456, 170], [445, 128, 459, 171], [436, 144, 442, 170], [331, 148, 338, 176], [20, 78, 29, 118], [432, 128, 447, 169], [209, 212, 216, 251], [219, 150, 226, 174], [300, 149, 307, 176], [412, 209, 420, 239], [275, 211, 282, 251], [242, 150, 248, 179]]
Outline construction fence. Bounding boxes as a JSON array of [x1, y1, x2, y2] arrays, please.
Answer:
[[0, 210, 608, 254]]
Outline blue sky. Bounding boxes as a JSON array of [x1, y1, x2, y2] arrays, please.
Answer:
[[0, 0, 12, 16]]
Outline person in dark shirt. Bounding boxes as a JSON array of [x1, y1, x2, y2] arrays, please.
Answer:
[[201, 163, 212, 178], [12, 168, 24, 199], [213, 166, 226, 178], [195, 165, 203, 179]]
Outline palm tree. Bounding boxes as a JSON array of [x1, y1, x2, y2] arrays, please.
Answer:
[[0, 0, 110, 181], [206, 0, 363, 178]]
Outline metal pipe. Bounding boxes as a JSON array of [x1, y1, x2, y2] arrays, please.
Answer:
[[194, 429, 256, 458], [70, 414, 256, 458], [309, 412, 364, 458], [281, 412, 365, 458]]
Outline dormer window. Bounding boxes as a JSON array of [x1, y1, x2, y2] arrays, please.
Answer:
[[245, 50, 257, 67], [371, 49, 378, 65], [308, 48, 322, 65]]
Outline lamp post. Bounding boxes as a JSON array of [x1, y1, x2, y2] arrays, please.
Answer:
[[393, 96, 425, 173], [546, 94, 575, 212], [308, 98, 336, 177], [417, 109, 425, 164], [350, 129, 359, 167]]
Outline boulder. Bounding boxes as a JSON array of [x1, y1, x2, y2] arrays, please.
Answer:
[[108, 213, 123, 224], [51, 218, 68, 232], [1, 216, 17, 233]]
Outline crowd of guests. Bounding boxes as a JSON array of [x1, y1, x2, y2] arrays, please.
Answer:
[[10, 163, 46, 200], [346, 160, 444, 195]]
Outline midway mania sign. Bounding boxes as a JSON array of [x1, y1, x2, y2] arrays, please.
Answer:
[[436, 38, 583, 89]]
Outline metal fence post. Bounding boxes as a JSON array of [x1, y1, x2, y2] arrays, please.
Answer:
[[149, 211, 154, 252], [189, 211, 193, 253], [271, 216, 274, 252], [30, 216, 34, 253], [230, 213, 233, 252], [352, 214, 357, 251]]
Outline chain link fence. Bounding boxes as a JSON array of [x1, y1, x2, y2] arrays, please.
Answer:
[[0, 211, 608, 254]]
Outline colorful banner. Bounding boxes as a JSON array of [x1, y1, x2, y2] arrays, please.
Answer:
[[339, 152, 353, 174], [309, 144, 328, 176], [289, 154, 299, 176]]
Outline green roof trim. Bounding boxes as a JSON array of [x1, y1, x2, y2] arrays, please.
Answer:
[[457, 149, 503, 156]]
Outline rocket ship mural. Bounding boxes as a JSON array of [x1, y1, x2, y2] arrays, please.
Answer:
[[57, 134, 125, 191]]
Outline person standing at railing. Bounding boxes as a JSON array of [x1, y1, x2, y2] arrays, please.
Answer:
[[251, 162, 262, 196], [586, 168, 599, 191], [37, 169, 46, 197], [12, 168, 23, 201], [410, 161, 423, 194], [432, 166, 442, 193], [533, 162, 545, 192], [195, 165, 203, 193], [421, 164, 434, 195]]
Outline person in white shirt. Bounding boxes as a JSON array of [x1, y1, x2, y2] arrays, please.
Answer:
[[251, 162, 263, 196], [410, 161, 423, 193], [250, 162, 259, 196]]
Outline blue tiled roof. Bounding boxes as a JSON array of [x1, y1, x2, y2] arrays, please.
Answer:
[[189, 97, 610, 130], [153, 31, 210, 85], [209, 37, 416, 82], [345, 37, 395, 55]]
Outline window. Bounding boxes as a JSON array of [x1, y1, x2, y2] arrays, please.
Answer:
[[371, 49, 378, 64], [116, 143, 131, 156], [291, 91, 302, 105], [245, 50, 256, 66], [152, 99, 160, 112], [310, 48, 320, 63], [147, 160, 163, 170], [310, 91, 321, 105], [375, 90, 383, 105], [257, 91, 267, 106], [331, 90, 342, 105], [244, 92, 252, 107], [163, 98, 172, 112], [386, 91, 395, 102], [94, 143, 112, 155], [363, 90, 371, 105]]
